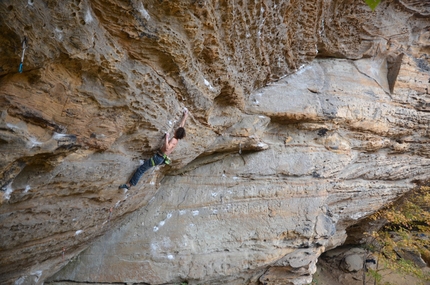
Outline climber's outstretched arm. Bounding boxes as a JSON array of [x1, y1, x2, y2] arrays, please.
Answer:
[[179, 109, 188, 128], [164, 132, 169, 147]]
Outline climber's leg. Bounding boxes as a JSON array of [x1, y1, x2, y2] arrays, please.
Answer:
[[128, 159, 153, 186], [127, 154, 165, 187]]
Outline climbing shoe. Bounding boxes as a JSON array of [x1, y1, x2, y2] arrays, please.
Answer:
[[119, 184, 130, 190]]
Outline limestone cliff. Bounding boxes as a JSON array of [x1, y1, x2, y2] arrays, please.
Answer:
[[0, 0, 429, 285]]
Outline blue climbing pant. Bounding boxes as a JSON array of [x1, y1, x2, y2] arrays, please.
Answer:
[[129, 153, 165, 186]]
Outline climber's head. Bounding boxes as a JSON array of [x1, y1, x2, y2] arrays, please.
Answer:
[[175, 127, 186, 139]]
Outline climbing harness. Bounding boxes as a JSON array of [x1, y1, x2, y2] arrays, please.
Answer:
[[151, 152, 171, 166], [163, 154, 171, 165], [18, 36, 27, 73]]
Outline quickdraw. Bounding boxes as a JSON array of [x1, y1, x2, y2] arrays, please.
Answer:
[[18, 36, 27, 73]]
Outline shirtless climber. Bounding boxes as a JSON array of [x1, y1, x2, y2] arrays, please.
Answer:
[[119, 109, 189, 190]]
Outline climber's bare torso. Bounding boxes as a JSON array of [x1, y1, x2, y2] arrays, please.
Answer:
[[160, 109, 188, 155], [161, 137, 178, 155]]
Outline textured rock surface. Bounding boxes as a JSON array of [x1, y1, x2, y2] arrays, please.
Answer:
[[0, 0, 429, 284], [314, 245, 429, 285]]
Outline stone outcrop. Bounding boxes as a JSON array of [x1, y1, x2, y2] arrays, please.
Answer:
[[314, 244, 429, 285], [0, 0, 429, 285]]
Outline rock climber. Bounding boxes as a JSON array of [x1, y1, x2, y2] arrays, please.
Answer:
[[119, 109, 189, 190]]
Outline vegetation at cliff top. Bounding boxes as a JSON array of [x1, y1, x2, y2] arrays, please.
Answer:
[[364, 0, 382, 11]]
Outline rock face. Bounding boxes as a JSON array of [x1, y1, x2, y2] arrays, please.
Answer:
[[0, 0, 429, 284]]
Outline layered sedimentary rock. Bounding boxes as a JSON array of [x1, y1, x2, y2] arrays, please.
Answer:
[[48, 56, 430, 285], [0, 0, 429, 284]]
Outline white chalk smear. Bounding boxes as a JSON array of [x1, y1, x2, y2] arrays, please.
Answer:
[[179, 210, 186, 215], [203, 78, 217, 92], [3, 183, 13, 201], [6, 123, 21, 130], [29, 137, 42, 148], [53, 132, 68, 139], [167, 254, 174, 260], [350, 212, 368, 220], [138, 2, 151, 20], [159, 220, 165, 227], [31, 270, 43, 282], [24, 185, 31, 193], [54, 28, 63, 41], [75, 230, 83, 236], [85, 9, 93, 23], [14, 276, 25, 285], [153, 226, 159, 232]]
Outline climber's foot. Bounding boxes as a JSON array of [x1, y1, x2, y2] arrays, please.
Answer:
[[119, 184, 130, 190]]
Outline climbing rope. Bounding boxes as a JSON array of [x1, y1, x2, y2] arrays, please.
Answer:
[[18, 36, 27, 73]]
